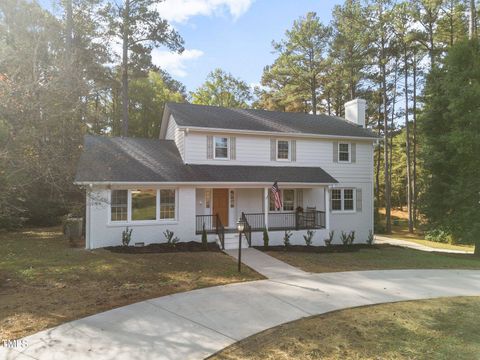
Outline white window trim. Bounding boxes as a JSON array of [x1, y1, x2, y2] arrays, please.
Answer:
[[338, 142, 351, 163], [331, 188, 356, 213], [276, 139, 291, 162], [269, 189, 296, 212], [108, 188, 179, 225], [213, 136, 230, 160]]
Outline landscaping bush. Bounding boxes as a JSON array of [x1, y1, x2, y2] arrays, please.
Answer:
[[263, 228, 269, 248], [122, 227, 133, 246], [163, 229, 179, 247], [425, 228, 454, 244], [202, 223, 208, 250], [340, 231, 349, 245], [348, 231, 355, 245], [284, 230, 292, 247], [324, 230, 334, 246], [303, 230, 315, 246], [367, 230, 374, 245]]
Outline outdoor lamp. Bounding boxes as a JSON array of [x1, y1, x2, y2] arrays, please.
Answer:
[[236, 218, 245, 272], [237, 218, 245, 232]]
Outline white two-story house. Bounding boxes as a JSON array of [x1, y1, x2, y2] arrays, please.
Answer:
[[75, 99, 376, 249]]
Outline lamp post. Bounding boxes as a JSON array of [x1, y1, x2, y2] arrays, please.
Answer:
[[237, 218, 245, 273]]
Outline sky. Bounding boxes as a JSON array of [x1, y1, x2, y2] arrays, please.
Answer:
[[152, 0, 343, 92]]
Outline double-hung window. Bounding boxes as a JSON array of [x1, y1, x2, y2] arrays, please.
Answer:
[[331, 188, 355, 212], [277, 140, 290, 160], [110, 189, 177, 222], [269, 189, 295, 211], [338, 143, 350, 162], [214, 137, 229, 159], [111, 190, 128, 221], [160, 189, 176, 220]]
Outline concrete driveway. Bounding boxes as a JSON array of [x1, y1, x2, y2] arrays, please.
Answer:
[[374, 235, 473, 254], [3, 264, 480, 360]]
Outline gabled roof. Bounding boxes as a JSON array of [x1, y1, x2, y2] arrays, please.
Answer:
[[75, 135, 337, 184], [162, 102, 376, 139]]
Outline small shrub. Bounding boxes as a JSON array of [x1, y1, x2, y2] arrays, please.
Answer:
[[122, 227, 133, 246], [367, 229, 374, 245], [263, 228, 269, 248], [163, 229, 179, 247], [284, 230, 292, 247], [425, 228, 454, 244], [324, 230, 334, 246], [201, 223, 208, 250], [303, 230, 315, 246], [348, 231, 355, 245], [340, 231, 349, 245]]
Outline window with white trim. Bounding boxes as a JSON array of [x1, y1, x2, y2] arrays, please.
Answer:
[[331, 188, 356, 212], [214, 137, 228, 159], [269, 189, 295, 211], [110, 189, 177, 222], [160, 189, 176, 220], [277, 140, 290, 160], [338, 143, 350, 162], [131, 189, 157, 221], [111, 190, 128, 221]]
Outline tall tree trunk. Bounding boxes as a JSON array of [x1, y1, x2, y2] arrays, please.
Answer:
[[412, 51, 418, 228], [469, 0, 477, 39], [390, 60, 398, 208], [404, 48, 413, 233], [311, 78, 317, 115], [65, 0, 73, 71], [376, 100, 382, 211], [121, 0, 130, 137]]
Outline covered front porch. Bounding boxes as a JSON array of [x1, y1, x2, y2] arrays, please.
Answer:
[[195, 186, 330, 248]]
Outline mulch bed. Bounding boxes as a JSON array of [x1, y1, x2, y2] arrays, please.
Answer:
[[255, 244, 380, 253], [105, 241, 221, 254]]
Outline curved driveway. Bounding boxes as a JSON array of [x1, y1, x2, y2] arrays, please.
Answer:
[[2, 250, 480, 360]]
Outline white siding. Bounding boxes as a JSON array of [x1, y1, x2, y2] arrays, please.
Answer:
[[86, 186, 198, 249], [165, 115, 185, 160], [184, 132, 373, 183]]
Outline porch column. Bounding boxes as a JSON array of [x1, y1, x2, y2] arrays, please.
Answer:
[[264, 187, 269, 230], [325, 187, 330, 230]]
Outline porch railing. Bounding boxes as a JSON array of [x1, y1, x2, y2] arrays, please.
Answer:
[[195, 214, 225, 250], [195, 211, 326, 238], [242, 211, 326, 231], [241, 212, 252, 247]]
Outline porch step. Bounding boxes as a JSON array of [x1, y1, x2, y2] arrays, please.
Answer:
[[217, 233, 249, 250]]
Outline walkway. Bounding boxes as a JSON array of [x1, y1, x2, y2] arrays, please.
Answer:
[[3, 267, 479, 360], [224, 248, 307, 278], [375, 235, 473, 254]]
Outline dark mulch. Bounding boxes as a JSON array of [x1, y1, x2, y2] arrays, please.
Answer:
[[105, 241, 221, 254], [254, 244, 380, 253]]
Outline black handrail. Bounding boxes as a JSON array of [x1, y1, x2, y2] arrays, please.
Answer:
[[241, 212, 252, 247], [215, 214, 225, 250]]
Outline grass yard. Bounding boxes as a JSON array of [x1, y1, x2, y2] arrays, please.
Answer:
[[0, 227, 262, 339], [211, 296, 480, 360], [378, 207, 474, 252], [265, 245, 480, 273]]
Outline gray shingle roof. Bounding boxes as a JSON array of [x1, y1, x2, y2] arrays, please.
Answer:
[[75, 135, 337, 184], [165, 102, 376, 138]]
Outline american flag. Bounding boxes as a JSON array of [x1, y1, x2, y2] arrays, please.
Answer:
[[271, 181, 282, 210]]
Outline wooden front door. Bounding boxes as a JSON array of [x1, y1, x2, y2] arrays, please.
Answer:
[[213, 189, 229, 227]]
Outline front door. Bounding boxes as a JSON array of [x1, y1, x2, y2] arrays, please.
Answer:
[[213, 189, 229, 227]]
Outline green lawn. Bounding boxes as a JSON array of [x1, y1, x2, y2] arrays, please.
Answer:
[[0, 227, 262, 339], [265, 245, 480, 273], [211, 297, 480, 360]]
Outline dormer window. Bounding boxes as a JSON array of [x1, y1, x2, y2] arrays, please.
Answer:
[[277, 140, 290, 161], [214, 137, 229, 159]]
